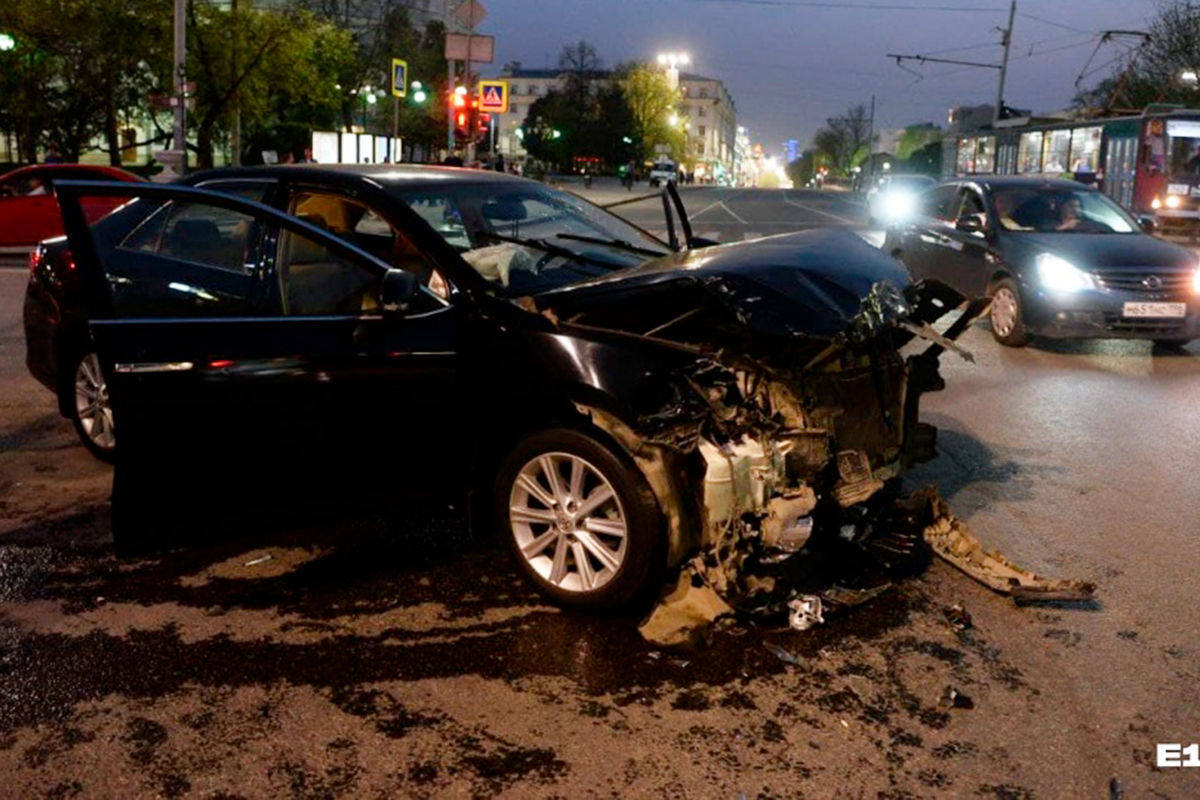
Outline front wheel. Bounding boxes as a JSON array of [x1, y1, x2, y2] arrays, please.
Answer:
[[67, 350, 116, 461], [988, 278, 1029, 347], [494, 428, 663, 610], [1152, 338, 1193, 351]]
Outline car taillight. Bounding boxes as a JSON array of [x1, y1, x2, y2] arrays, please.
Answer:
[[28, 246, 43, 275]]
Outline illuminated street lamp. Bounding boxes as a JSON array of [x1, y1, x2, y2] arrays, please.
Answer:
[[0, 33, 15, 52], [656, 51, 690, 89], [1182, 70, 1199, 85]]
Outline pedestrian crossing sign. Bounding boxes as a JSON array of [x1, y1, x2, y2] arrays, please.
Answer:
[[391, 58, 408, 98], [478, 80, 509, 113]]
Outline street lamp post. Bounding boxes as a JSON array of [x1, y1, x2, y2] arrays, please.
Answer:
[[656, 52, 690, 90]]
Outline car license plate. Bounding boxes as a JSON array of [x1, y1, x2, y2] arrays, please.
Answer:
[[1122, 302, 1187, 318]]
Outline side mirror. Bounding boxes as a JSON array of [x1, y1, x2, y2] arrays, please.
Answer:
[[380, 268, 420, 314], [955, 214, 986, 235], [1138, 215, 1157, 233]]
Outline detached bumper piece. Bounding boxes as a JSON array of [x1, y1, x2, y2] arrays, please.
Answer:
[[916, 488, 1097, 602]]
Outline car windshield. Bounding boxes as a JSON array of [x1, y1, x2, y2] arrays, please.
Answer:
[[390, 181, 670, 294], [990, 186, 1137, 234]]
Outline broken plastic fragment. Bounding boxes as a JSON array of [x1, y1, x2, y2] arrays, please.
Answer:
[[762, 641, 801, 665], [788, 595, 825, 631], [638, 568, 734, 647], [920, 489, 1097, 602], [899, 320, 975, 362]]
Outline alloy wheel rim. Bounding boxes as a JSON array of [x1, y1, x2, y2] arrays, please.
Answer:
[[74, 353, 115, 450], [509, 452, 627, 593], [991, 288, 1018, 338]]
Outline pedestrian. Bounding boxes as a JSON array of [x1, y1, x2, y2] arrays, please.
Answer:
[[494, 152, 505, 172], [298, 147, 316, 164], [282, 152, 295, 164], [43, 145, 63, 164]]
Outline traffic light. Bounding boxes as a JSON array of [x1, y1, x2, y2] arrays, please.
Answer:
[[478, 112, 491, 135]]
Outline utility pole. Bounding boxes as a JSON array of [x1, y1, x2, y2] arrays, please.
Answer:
[[865, 94, 875, 183], [393, 95, 401, 162], [173, 0, 187, 169], [446, 0, 455, 152], [231, 0, 241, 166], [993, 0, 1016, 126]]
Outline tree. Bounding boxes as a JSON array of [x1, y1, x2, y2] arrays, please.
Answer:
[[619, 63, 683, 162], [896, 124, 941, 161], [182, 3, 354, 168], [0, 0, 164, 163], [813, 103, 872, 174], [901, 140, 942, 177], [1074, 1, 1200, 113], [786, 149, 817, 186]]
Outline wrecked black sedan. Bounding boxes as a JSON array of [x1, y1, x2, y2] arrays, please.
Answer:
[[46, 167, 990, 612]]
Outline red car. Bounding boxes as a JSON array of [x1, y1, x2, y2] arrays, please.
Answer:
[[0, 164, 144, 259]]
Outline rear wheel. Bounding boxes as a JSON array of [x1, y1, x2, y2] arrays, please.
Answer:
[[68, 351, 116, 461], [494, 428, 663, 610], [988, 278, 1029, 347], [1152, 338, 1192, 351]]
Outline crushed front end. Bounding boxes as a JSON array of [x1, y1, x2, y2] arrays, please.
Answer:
[[563, 278, 1090, 645]]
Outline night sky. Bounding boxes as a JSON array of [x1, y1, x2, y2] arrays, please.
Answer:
[[480, 0, 1158, 155]]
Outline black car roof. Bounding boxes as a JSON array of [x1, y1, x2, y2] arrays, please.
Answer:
[[184, 163, 531, 190]]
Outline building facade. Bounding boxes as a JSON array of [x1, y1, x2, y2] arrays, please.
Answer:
[[495, 64, 739, 179]]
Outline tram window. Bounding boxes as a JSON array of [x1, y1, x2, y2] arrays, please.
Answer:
[[1069, 127, 1102, 172], [956, 138, 976, 173], [1018, 132, 1043, 173], [976, 137, 996, 173], [1042, 130, 1070, 173]]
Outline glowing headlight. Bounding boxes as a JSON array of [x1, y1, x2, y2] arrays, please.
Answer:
[[1166, 195, 1182, 209], [881, 190, 916, 221], [1152, 196, 1162, 210], [1193, 266, 1200, 294], [1037, 253, 1095, 293]]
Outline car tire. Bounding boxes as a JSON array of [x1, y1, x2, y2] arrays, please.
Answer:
[[66, 350, 116, 462], [1152, 338, 1192, 351], [494, 428, 663, 611], [988, 278, 1029, 347]]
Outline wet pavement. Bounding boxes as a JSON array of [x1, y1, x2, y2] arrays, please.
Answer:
[[3, 205, 1200, 798]]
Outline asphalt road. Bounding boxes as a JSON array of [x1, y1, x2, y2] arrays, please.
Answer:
[[2, 189, 1199, 799]]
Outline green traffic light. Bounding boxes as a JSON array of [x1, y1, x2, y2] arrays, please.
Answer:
[[412, 90, 427, 104], [0, 33, 16, 52]]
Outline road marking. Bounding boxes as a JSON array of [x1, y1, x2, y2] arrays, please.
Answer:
[[717, 201, 748, 224], [742, 231, 762, 241], [782, 192, 859, 225], [690, 200, 724, 218]]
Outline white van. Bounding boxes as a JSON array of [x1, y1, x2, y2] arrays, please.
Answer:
[[648, 160, 678, 187]]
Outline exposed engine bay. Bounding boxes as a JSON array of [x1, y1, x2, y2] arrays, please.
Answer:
[[549, 277, 1095, 646]]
